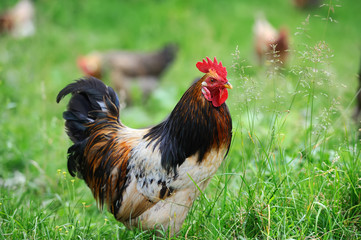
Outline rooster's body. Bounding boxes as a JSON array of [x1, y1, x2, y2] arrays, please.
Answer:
[[77, 44, 178, 105], [57, 57, 232, 235]]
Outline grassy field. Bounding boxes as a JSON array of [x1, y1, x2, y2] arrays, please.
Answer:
[[1, 0, 361, 239]]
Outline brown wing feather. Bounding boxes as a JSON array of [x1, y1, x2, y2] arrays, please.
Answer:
[[82, 117, 131, 209]]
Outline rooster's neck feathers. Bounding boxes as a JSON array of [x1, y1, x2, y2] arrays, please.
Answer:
[[144, 79, 232, 173]]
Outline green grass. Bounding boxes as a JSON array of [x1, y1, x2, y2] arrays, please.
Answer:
[[1, 0, 361, 239]]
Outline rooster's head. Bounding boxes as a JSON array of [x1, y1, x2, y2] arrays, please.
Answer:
[[196, 57, 232, 107]]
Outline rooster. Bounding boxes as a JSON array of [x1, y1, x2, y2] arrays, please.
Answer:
[[253, 15, 289, 66], [57, 57, 233, 236], [0, 0, 35, 38], [77, 44, 178, 105]]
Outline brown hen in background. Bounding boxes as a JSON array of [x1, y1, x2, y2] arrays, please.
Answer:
[[77, 43, 178, 105], [253, 14, 289, 66], [0, 0, 35, 38], [293, 0, 321, 9]]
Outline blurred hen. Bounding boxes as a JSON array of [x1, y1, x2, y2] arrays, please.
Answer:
[[253, 15, 289, 66], [77, 44, 178, 105], [293, 0, 321, 9], [57, 57, 232, 236], [0, 0, 35, 38]]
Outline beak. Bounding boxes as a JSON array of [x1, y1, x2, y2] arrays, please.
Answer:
[[224, 82, 233, 89]]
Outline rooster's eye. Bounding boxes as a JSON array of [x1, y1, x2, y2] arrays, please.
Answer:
[[210, 79, 215, 83]]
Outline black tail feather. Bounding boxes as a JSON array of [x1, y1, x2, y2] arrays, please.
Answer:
[[57, 76, 120, 143], [67, 142, 87, 177], [56, 76, 119, 106], [57, 77, 121, 178]]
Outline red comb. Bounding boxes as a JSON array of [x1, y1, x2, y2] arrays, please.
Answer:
[[196, 57, 227, 79]]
